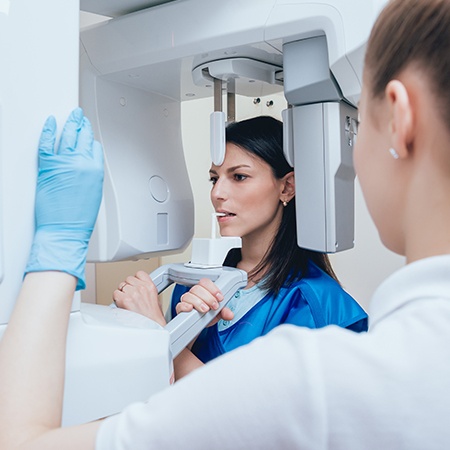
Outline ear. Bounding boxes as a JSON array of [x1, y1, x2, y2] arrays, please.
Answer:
[[385, 80, 414, 158], [280, 171, 295, 202]]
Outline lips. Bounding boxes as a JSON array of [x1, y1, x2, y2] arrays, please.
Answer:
[[217, 210, 236, 217]]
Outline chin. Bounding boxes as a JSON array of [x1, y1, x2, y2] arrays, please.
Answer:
[[219, 226, 240, 238], [380, 232, 404, 256]]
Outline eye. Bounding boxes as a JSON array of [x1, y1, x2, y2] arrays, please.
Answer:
[[209, 176, 218, 185], [233, 173, 248, 182]]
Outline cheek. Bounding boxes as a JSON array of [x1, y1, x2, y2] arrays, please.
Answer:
[[253, 187, 283, 224], [353, 120, 368, 178], [353, 127, 380, 224], [354, 134, 404, 254], [353, 120, 378, 200]]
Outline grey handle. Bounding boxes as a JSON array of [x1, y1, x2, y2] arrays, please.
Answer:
[[150, 263, 247, 358]]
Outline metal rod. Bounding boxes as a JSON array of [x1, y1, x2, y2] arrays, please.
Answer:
[[227, 78, 236, 123], [214, 78, 223, 112]]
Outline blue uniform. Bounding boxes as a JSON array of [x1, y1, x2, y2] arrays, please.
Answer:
[[170, 262, 368, 363]]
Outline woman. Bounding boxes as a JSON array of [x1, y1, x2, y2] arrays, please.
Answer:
[[114, 116, 368, 378], [2, 1, 450, 447]]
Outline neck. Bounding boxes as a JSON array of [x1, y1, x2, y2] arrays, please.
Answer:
[[238, 238, 270, 273], [236, 207, 283, 276], [403, 148, 450, 263], [404, 188, 450, 264]]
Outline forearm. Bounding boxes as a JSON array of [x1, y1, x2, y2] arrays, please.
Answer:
[[174, 347, 205, 380], [0, 272, 75, 448]]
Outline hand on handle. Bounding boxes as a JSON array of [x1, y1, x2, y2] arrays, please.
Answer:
[[176, 278, 234, 326], [113, 270, 167, 327]]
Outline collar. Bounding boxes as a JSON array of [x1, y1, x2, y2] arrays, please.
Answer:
[[369, 254, 450, 329]]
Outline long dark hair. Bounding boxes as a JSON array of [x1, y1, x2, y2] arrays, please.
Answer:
[[223, 116, 339, 294]]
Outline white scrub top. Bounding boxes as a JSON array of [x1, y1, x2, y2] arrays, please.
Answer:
[[96, 254, 450, 449]]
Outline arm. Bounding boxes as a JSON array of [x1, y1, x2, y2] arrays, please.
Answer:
[[96, 324, 331, 450], [0, 108, 103, 449], [0, 272, 101, 449]]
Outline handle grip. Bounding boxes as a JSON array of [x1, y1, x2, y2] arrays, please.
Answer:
[[149, 263, 247, 358]]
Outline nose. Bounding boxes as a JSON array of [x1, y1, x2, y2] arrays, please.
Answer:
[[211, 177, 227, 203]]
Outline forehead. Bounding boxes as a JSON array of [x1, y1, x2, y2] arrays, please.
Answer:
[[210, 143, 266, 171]]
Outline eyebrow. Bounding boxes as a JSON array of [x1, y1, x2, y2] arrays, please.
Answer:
[[209, 164, 252, 175]]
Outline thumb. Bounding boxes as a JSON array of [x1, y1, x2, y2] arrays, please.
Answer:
[[219, 307, 234, 321]]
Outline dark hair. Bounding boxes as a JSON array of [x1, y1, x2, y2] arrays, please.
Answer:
[[223, 116, 339, 294], [365, 0, 450, 130]]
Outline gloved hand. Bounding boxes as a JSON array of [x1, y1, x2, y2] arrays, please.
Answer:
[[25, 107, 104, 290]]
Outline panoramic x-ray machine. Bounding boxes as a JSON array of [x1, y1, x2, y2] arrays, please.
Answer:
[[0, 0, 387, 426]]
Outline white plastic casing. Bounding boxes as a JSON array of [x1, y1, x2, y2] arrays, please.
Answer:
[[188, 236, 242, 268], [80, 52, 194, 262], [292, 102, 357, 252], [210, 111, 226, 166], [79, 0, 388, 257]]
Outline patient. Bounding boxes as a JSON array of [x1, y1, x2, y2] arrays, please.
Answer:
[[113, 116, 368, 379]]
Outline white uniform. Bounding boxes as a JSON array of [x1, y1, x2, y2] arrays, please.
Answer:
[[97, 255, 450, 449]]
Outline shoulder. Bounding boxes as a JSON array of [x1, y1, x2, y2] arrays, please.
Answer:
[[283, 262, 368, 330], [286, 262, 348, 298]]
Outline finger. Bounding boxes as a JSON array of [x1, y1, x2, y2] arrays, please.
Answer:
[[75, 116, 94, 156], [187, 285, 219, 311], [58, 107, 84, 154], [219, 307, 234, 321], [92, 140, 104, 170], [38, 116, 57, 155], [112, 289, 127, 308], [113, 287, 144, 310], [124, 274, 157, 298], [124, 275, 141, 287], [198, 278, 224, 302], [176, 301, 194, 314], [135, 270, 154, 283]]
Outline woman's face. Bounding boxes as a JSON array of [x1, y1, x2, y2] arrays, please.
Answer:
[[209, 143, 285, 244]]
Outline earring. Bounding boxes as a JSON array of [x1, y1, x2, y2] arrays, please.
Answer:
[[282, 200, 288, 207], [389, 147, 399, 160]]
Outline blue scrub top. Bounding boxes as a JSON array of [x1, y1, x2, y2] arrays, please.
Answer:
[[170, 262, 368, 364]]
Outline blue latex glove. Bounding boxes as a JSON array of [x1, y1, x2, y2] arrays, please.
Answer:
[[25, 107, 104, 290]]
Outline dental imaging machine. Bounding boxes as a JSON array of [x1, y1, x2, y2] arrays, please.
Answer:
[[0, 0, 387, 426]]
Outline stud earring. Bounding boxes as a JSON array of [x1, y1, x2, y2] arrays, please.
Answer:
[[389, 147, 399, 160], [282, 200, 288, 207]]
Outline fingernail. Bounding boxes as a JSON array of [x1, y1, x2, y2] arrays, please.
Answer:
[[212, 301, 219, 310], [200, 303, 209, 312], [216, 292, 224, 301]]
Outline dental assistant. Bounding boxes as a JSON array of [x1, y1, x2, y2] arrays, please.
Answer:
[[114, 116, 368, 379]]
